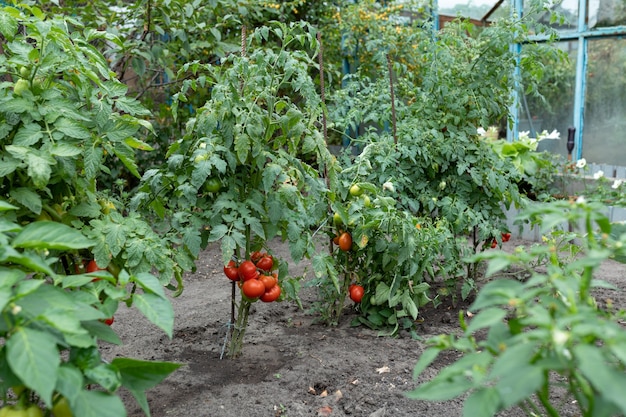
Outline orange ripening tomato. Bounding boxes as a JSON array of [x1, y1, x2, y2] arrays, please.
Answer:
[[338, 232, 352, 251], [259, 274, 277, 291]]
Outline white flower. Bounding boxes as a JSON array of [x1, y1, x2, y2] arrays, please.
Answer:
[[593, 170, 604, 179], [552, 329, 569, 346], [612, 179, 624, 189], [538, 129, 560, 140], [576, 158, 587, 169], [477, 127, 486, 136], [519, 130, 530, 140], [576, 195, 586, 204], [382, 181, 395, 192]]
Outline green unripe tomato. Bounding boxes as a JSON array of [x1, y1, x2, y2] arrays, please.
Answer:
[[204, 177, 221, 193], [19, 66, 30, 78], [11, 385, 26, 396], [13, 79, 30, 96], [349, 184, 363, 197], [360, 194, 371, 207], [0, 405, 43, 417], [332, 211, 342, 225], [52, 397, 73, 417]]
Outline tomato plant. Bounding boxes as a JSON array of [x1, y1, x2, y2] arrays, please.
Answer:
[[0, 6, 184, 416], [410, 200, 626, 417]]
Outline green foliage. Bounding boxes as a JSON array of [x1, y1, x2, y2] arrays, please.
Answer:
[[309, 175, 466, 334], [487, 132, 563, 201], [0, 4, 182, 415], [0, 205, 180, 417], [133, 21, 332, 356], [409, 199, 626, 417]]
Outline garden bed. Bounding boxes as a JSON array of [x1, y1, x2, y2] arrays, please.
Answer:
[[102, 238, 626, 417]]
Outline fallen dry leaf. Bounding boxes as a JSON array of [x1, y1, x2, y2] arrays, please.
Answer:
[[308, 386, 316, 395], [333, 390, 343, 402], [317, 406, 333, 416], [376, 366, 391, 374], [319, 389, 328, 397]]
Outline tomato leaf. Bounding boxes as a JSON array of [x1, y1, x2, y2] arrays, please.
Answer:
[[12, 221, 94, 250], [133, 272, 167, 299], [73, 390, 127, 417], [112, 358, 182, 417], [6, 327, 60, 407], [462, 387, 501, 417], [132, 292, 174, 338]]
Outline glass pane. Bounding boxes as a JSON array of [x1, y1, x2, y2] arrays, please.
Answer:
[[589, 0, 626, 28], [582, 38, 626, 165], [438, 0, 507, 22], [524, 0, 578, 32], [519, 41, 577, 158]]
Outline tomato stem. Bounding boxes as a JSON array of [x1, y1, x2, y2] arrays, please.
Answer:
[[228, 296, 251, 358]]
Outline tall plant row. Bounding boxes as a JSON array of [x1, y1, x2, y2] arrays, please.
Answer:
[[0, 0, 594, 416]]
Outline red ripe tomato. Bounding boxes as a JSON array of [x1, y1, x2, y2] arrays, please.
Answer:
[[238, 260, 259, 281], [86, 260, 102, 273], [251, 251, 264, 263], [349, 285, 364, 303], [259, 274, 277, 291], [223, 260, 239, 281], [242, 279, 265, 299], [490, 239, 498, 249], [502, 232, 511, 242], [338, 232, 352, 251], [104, 317, 114, 326], [332, 235, 340, 245], [256, 255, 273, 272], [86, 259, 105, 281], [260, 284, 281, 302]]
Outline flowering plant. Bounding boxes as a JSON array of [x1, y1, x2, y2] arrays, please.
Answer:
[[563, 158, 626, 207]]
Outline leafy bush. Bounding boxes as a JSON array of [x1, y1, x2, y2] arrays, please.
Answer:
[[132, 22, 332, 356], [0, 4, 183, 415], [409, 199, 626, 417], [0, 202, 180, 417]]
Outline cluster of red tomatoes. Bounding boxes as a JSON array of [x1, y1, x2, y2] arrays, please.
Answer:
[[490, 232, 512, 248], [223, 251, 282, 302]]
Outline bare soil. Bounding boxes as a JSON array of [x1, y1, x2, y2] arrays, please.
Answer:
[[102, 238, 626, 417]]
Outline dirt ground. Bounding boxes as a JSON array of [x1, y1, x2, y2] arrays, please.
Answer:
[[101, 237, 626, 417]]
